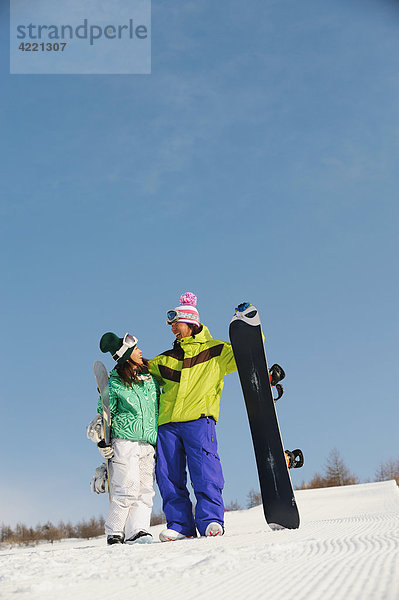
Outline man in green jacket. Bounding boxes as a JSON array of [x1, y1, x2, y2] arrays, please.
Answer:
[[149, 292, 236, 541]]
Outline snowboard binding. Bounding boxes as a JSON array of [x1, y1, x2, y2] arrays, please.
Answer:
[[269, 364, 285, 386], [234, 303, 260, 322], [285, 449, 304, 469], [269, 364, 285, 401]]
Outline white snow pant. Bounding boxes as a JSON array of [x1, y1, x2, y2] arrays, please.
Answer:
[[105, 439, 155, 540]]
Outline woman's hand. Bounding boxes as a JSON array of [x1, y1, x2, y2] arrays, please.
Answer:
[[97, 439, 114, 459]]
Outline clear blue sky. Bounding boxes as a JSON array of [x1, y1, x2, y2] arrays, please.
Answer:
[[1, 0, 398, 526]]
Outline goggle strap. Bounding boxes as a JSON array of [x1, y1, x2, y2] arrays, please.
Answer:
[[113, 334, 137, 360]]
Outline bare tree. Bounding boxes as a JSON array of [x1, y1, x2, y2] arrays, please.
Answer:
[[375, 457, 399, 485], [75, 517, 104, 539], [225, 499, 242, 511], [150, 511, 166, 526], [0, 524, 14, 543], [247, 489, 262, 508], [324, 448, 359, 487], [296, 472, 326, 490], [296, 448, 359, 490], [41, 522, 62, 544]]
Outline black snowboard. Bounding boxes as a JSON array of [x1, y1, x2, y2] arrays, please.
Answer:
[[229, 304, 300, 529]]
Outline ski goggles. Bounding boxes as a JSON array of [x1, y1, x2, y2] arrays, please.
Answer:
[[113, 333, 138, 361], [166, 310, 199, 325]]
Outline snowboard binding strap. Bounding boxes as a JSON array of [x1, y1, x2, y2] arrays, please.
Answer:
[[269, 364, 285, 401], [285, 449, 304, 469], [269, 364, 286, 386], [273, 384, 284, 402]]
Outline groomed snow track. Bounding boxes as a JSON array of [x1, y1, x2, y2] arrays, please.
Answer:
[[1, 481, 398, 600]]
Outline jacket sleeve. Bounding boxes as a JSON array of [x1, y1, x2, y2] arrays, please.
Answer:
[[152, 376, 160, 423], [219, 334, 266, 377], [220, 342, 237, 376], [148, 356, 166, 387]]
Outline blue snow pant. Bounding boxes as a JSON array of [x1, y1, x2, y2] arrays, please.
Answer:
[[155, 418, 225, 537]]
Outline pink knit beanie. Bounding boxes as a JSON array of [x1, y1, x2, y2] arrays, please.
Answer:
[[174, 292, 200, 325]]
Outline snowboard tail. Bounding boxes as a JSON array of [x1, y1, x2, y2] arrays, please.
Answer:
[[229, 305, 300, 529]]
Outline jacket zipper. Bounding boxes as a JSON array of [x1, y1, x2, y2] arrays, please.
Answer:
[[136, 382, 145, 440]]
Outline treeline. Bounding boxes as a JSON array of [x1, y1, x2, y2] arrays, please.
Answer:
[[0, 511, 167, 547], [0, 517, 106, 547], [296, 448, 399, 490], [227, 449, 399, 511]]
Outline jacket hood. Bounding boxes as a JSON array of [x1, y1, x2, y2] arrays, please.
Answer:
[[180, 324, 213, 346]]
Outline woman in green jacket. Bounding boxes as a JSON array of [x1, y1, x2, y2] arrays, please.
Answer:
[[87, 332, 159, 545]]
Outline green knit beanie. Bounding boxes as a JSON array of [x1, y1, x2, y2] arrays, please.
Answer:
[[99, 332, 137, 364]]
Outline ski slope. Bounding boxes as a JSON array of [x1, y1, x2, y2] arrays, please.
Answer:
[[1, 481, 398, 600]]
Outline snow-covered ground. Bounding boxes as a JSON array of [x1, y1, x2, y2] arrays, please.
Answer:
[[1, 480, 398, 600]]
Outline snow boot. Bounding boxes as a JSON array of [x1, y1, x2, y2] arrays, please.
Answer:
[[205, 522, 224, 537], [159, 528, 191, 542], [107, 534, 124, 545], [125, 531, 153, 544]]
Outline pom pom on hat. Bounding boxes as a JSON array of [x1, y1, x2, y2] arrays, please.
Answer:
[[179, 292, 197, 306]]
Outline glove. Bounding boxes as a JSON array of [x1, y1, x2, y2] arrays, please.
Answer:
[[90, 463, 109, 494], [86, 415, 104, 444], [97, 439, 114, 459]]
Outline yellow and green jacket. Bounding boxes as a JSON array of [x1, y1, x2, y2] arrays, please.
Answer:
[[149, 324, 236, 426]]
